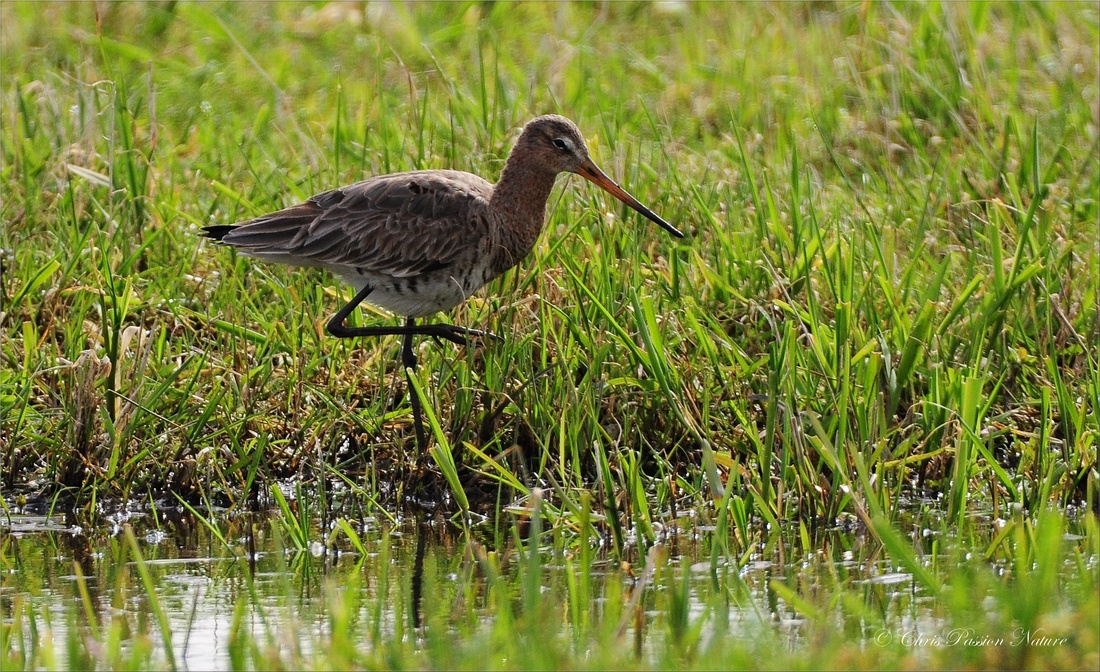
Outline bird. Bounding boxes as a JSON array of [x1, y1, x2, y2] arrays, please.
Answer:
[[203, 114, 683, 450]]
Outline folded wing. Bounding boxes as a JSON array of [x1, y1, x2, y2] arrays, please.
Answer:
[[205, 170, 495, 278]]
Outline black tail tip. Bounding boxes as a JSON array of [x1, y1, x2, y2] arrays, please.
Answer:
[[201, 225, 237, 241]]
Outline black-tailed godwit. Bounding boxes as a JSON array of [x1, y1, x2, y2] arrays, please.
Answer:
[[204, 114, 682, 449]]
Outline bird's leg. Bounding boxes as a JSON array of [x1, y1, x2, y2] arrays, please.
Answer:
[[326, 285, 499, 345], [326, 285, 497, 456], [325, 286, 430, 452], [419, 322, 501, 346], [325, 284, 380, 338], [402, 318, 428, 454]]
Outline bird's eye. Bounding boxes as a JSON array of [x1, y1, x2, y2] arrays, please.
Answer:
[[552, 138, 570, 151]]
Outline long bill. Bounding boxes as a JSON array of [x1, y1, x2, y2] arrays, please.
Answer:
[[575, 158, 684, 238]]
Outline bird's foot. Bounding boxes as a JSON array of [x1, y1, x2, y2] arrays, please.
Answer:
[[421, 323, 501, 346]]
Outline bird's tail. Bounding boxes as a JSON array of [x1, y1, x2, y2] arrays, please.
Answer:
[[201, 225, 238, 241]]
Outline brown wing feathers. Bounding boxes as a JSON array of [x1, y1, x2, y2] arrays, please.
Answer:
[[201, 172, 494, 278]]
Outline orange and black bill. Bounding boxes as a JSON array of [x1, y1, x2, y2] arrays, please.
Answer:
[[575, 159, 684, 238]]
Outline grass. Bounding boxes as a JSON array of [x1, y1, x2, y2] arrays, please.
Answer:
[[1, 1, 1098, 669]]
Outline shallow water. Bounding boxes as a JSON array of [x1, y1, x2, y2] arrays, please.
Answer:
[[2, 500, 1084, 670]]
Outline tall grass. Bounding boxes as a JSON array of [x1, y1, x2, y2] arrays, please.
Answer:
[[3, 1, 1096, 519]]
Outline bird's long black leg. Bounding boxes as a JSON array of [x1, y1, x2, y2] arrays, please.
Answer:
[[402, 318, 428, 454], [326, 286, 497, 456], [326, 285, 499, 345], [325, 284, 378, 338]]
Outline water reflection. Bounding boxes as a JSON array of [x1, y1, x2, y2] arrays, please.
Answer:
[[1, 503, 974, 670]]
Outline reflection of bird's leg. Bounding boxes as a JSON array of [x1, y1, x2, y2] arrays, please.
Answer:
[[411, 518, 428, 629], [401, 319, 428, 454]]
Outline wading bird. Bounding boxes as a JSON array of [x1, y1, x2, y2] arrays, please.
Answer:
[[204, 114, 683, 450]]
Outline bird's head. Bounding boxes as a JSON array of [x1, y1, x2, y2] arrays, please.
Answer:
[[517, 114, 684, 238]]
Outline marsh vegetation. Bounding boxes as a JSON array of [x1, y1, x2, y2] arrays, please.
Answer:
[[2, 2, 1097, 669]]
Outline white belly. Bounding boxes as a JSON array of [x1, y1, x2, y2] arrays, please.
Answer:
[[337, 269, 485, 318]]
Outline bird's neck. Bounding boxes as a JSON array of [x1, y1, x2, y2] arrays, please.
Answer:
[[490, 157, 560, 267]]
